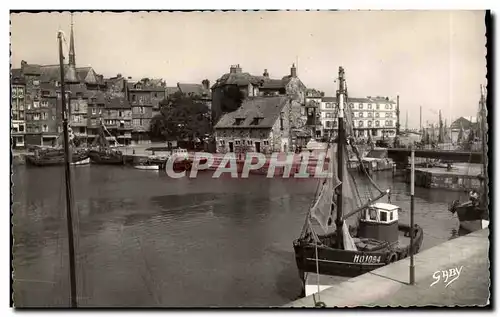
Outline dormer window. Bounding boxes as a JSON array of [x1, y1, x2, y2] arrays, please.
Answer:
[[234, 118, 244, 126], [250, 117, 263, 126]]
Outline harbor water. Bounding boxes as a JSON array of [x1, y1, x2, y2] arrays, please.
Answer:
[[12, 165, 464, 307]]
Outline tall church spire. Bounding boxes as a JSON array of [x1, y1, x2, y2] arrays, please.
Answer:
[[65, 13, 79, 83], [69, 13, 76, 66]]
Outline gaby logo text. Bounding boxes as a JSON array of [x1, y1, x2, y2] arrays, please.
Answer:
[[430, 266, 463, 288]]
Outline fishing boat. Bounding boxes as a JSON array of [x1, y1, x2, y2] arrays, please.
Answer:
[[449, 85, 489, 232], [25, 146, 89, 167], [293, 67, 424, 284], [88, 121, 124, 165]]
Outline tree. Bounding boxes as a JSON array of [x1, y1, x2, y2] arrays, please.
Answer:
[[149, 93, 211, 142], [220, 85, 245, 113]]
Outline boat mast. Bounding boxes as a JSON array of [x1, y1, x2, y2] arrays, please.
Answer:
[[58, 31, 78, 308], [335, 67, 346, 249], [480, 85, 488, 205]]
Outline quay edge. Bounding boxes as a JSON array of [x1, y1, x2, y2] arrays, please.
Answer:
[[284, 229, 490, 307]]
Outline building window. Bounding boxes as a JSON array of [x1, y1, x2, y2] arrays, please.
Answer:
[[385, 104, 389, 109], [358, 121, 363, 127], [33, 113, 40, 121], [235, 140, 241, 145], [375, 120, 380, 127], [247, 140, 253, 145], [92, 107, 97, 115], [119, 111, 123, 117], [376, 104, 379, 110], [385, 112, 390, 118], [368, 104, 372, 109], [219, 140, 225, 146], [139, 107, 144, 114], [19, 125, 24, 132], [41, 101, 49, 107], [132, 95, 136, 102], [280, 113, 284, 130], [263, 140, 269, 146], [33, 80, 40, 86], [349, 103, 354, 108], [359, 103, 363, 109], [325, 121, 332, 128], [389, 104, 393, 110], [368, 121, 372, 127], [33, 101, 39, 108], [42, 124, 48, 132], [359, 112, 363, 118], [41, 112, 48, 120], [332, 120, 337, 127], [375, 112, 379, 118], [386, 120, 393, 126], [368, 112, 372, 118]]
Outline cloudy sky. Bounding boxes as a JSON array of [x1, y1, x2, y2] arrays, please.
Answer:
[[10, 10, 486, 128]]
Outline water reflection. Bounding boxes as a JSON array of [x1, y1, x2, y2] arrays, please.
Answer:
[[12, 166, 462, 307]]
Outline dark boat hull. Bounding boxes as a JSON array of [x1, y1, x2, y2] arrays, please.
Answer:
[[293, 224, 424, 280], [89, 151, 124, 165], [25, 152, 89, 167], [451, 203, 489, 233]]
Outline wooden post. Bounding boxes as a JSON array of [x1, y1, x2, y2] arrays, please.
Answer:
[[410, 147, 415, 285]]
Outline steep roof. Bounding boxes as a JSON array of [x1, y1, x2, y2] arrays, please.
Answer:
[[166, 86, 179, 96], [20, 63, 103, 85], [215, 96, 288, 129], [177, 83, 211, 97], [11, 68, 25, 84], [127, 79, 166, 92], [211, 72, 266, 89]]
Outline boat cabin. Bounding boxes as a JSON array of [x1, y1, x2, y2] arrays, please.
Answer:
[[358, 202, 400, 244]]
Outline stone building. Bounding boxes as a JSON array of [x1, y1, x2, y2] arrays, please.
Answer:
[[11, 69, 26, 148], [210, 64, 307, 128], [102, 97, 133, 145], [214, 96, 301, 154], [309, 95, 397, 140], [12, 20, 108, 146], [127, 78, 167, 144]]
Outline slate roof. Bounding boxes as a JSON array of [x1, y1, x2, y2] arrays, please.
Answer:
[[19, 63, 103, 85], [212, 69, 294, 91], [211, 72, 266, 89], [260, 79, 287, 90], [177, 83, 211, 98], [166, 86, 180, 96], [127, 79, 167, 92], [215, 96, 288, 129], [11, 68, 25, 84]]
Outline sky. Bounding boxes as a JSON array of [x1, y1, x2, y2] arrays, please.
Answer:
[[10, 10, 486, 128]]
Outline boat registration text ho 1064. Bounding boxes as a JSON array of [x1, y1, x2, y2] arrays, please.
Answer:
[[353, 254, 382, 264]]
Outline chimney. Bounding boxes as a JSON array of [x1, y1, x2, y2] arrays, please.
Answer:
[[290, 63, 297, 78], [117, 73, 122, 78], [263, 69, 269, 77], [202, 79, 210, 90], [230, 64, 242, 74], [21, 60, 27, 69]]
